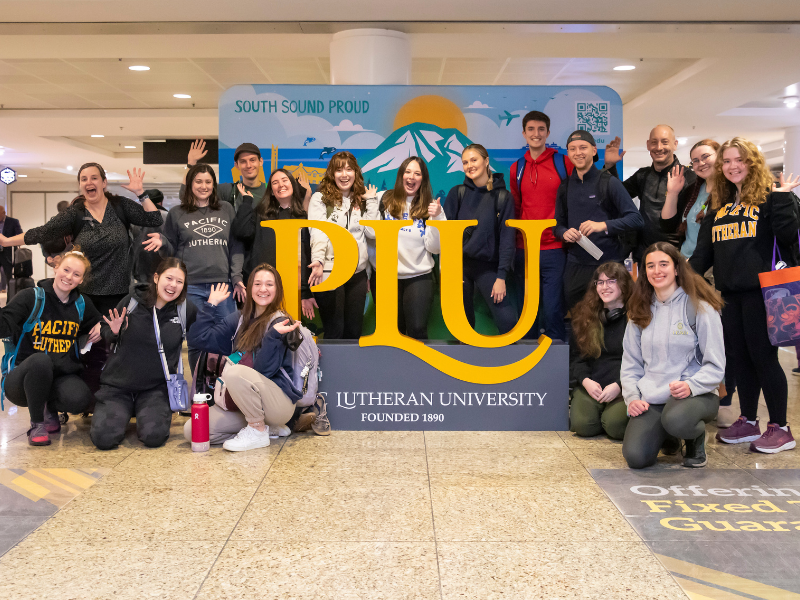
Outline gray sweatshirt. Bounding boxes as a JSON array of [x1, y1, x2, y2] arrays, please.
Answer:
[[161, 203, 244, 286], [621, 287, 725, 406]]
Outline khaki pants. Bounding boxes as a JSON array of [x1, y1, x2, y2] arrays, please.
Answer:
[[183, 364, 295, 445]]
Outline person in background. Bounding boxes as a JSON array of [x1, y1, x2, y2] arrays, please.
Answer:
[[366, 156, 446, 339], [0, 163, 164, 393], [0, 249, 102, 445], [162, 163, 244, 373], [509, 111, 573, 341], [603, 125, 697, 260], [185, 265, 302, 451], [91, 258, 196, 450], [622, 242, 725, 469], [0, 205, 23, 291], [554, 130, 643, 311], [569, 262, 634, 440], [443, 144, 517, 334], [690, 137, 800, 453], [308, 151, 378, 340], [185, 139, 311, 213]]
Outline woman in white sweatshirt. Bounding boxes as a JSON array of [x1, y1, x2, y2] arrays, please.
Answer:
[[308, 151, 378, 339], [621, 242, 725, 469], [367, 156, 446, 339]]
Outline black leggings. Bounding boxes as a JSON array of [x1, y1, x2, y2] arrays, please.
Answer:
[[82, 292, 126, 396], [398, 272, 434, 339], [90, 384, 173, 450], [315, 270, 368, 340], [4, 352, 94, 422], [462, 258, 518, 334], [722, 290, 788, 426]]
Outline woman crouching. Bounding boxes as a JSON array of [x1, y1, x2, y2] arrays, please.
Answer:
[[185, 263, 301, 451]]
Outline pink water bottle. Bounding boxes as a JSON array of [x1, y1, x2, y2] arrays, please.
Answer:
[[191, 393, 210, 452]]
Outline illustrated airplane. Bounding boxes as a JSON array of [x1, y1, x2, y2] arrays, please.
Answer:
[[498, 110, 519, 126], [319, 147, 337, 159]]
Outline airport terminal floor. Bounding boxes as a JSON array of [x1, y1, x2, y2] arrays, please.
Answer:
[[0, 341, 798, 599]]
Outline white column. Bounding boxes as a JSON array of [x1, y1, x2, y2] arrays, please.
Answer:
[[329, 29, 410, 85], [784, 126, 800, 177]]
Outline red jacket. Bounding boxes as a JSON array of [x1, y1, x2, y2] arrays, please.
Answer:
[[509, 148, 574, 250]]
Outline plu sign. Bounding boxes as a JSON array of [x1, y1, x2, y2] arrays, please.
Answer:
[[264, 218, 554, 385]]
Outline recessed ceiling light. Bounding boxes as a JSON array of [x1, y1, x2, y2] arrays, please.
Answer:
[[677, 137, 688, 145], [173, 93, 191, 99], [91, 134, 104, 138], [66, 166, 73, 171], [614, 65, 636, 71], [19, 174, 27, 178], [124, 145, 136, 149], [0, 149, 4, 156], [129, 65, 150, 71]]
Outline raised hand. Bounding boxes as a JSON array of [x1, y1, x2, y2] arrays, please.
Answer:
[[188, 139, 208, 166], [774, 172, 800, 193], [236, 182, 254, 198], [308, 261, 324, 287], [428, 197, 443, 218], [207, 283, 231, 306], [273, 318, 301, 335], [103, 307, 128, 336], [365, 184, 378, 199], [301, 297, 318, 320], [296, 170, 311, 191], [142, 233, 162, 252], [604, 136, 626, 166], [122, 167, 145, 197], [666, 164, 685, 196]]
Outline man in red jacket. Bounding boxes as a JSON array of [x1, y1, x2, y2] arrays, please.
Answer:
[[509, 111, 573, 341]]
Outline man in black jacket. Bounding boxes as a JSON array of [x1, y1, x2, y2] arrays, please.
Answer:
[[603, 125, 696, 260], [0, 205, 23, 291]]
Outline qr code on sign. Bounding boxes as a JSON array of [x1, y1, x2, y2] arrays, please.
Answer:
[[576, 102, 609, 134]]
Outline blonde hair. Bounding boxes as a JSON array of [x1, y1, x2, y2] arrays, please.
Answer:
[[58, 245, 92, 278], [462, 144, 494, 191], [709, 137, 775, 210]]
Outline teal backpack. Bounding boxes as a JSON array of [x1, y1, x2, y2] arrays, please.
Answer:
[[0, 287, 85, 409]]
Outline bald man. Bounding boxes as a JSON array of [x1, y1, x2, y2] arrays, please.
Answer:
[[603, 125, 696, 259], [0, 205, 22, 291]]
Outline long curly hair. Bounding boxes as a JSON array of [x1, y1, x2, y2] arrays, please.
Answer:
[[317, 151, 367, 213], [382, 156, 433, 220], [571, 262, 634, 359], [235, 264, 288, 353], [627, 242, 724, 329], [258, 169, 307, 220], [709, 137, 774, 210], [181, 164, 221, 212]]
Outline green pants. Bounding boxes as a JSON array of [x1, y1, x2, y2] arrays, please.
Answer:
[[622, 393, 719, 470], [569, 385, 629, 440]]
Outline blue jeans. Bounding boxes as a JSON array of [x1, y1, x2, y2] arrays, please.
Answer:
[[186, 282, 237, 375], [512, 247, 566, 341]]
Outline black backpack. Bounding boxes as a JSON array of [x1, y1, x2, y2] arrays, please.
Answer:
[[456, 185, 511, 241]]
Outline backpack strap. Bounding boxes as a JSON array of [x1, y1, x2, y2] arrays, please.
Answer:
[[378, 198, 387, 220], [177, 301, 187, 337], [75, 295, 85, 322], [598, 170, 615, 218], [456, 185, 467, 218], [495, 189, 510, 229], [1, 287, 45, 409], [553, 153, 568, 182], [515, 155, 527, 192], [685, 297, 697, 335]]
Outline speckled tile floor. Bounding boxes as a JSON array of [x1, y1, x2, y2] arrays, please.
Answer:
[[0, 349, 797, 599]]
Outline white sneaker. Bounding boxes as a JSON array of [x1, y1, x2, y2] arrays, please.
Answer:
[[716, 405, 737, 429], [223, 425, 271, 452], [269, 425, 291, 438]]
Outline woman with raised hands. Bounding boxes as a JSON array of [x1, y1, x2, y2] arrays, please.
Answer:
[[185, 264, 303, 451], [91, 258, 197, 450], [307, 151, 379, 339], [0, 248, 102, 446]]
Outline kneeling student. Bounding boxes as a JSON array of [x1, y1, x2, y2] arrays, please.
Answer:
[[0, 248, 102, 445], [91, 258, 196, 450], [569, 262, 634, 440], [185, 264, 302, 451], [621, 242, 725, 469]]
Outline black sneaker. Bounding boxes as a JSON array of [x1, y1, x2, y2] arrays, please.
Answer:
[[662, 435, 681, 456], [793, 368, 800, 377], [683, 430, 708, 468]]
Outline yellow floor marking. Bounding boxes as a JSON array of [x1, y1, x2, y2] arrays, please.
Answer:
[[657, 554, 800, 600], [676, 575, 757, 600], [27, 470, 80, 495], [0, 470, 40, 502], [41, 468, 95, 488], [10, 475, 49, 500]]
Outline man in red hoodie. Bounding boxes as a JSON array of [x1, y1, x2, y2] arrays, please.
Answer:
[[509, 111, 573, 341]]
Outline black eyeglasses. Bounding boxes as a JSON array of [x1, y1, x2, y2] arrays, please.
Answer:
[[595, 279, 617, 287]]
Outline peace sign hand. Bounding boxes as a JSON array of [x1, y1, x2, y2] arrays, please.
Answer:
[[188, 139, 208, 166], [428, 197, 443, 218], [103, 307, 128, 336], [122, 168, 145, 197]]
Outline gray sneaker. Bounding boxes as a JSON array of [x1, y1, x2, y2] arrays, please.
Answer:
[[43, 404, 61, 434], [312, 394, 331, 436]]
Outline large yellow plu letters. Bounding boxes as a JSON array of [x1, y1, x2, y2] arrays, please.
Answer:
[[262, 218, 554, 385]]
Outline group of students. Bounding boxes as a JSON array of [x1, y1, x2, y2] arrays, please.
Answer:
[[0, 110, 798, 465]]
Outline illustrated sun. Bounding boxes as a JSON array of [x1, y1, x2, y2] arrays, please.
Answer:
[[393, 95, 468, 135]]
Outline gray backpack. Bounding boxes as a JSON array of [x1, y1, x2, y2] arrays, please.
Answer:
[[269, 312, 320, 407]]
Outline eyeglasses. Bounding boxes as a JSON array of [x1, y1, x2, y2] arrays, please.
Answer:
[[690, 153, 715, 166], [595, 279, 617, 287]]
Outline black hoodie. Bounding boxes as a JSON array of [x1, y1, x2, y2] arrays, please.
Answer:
[[100, 283, 197, 391], [443, 173, 515, 279], [0, 279, 101, 375]]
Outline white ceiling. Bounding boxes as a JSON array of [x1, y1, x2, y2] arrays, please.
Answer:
[[0, 3, 800, 185]]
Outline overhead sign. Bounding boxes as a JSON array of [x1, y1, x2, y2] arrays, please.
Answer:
[[0, 167, 16, 185]]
